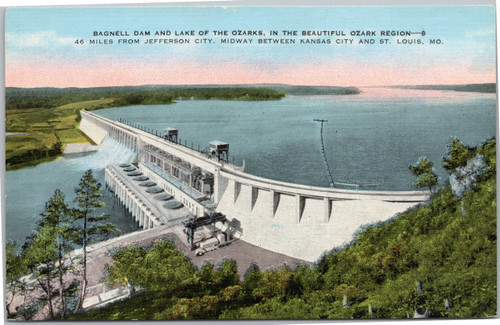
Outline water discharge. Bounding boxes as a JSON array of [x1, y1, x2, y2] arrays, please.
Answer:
[[62, 137, 136, 170]]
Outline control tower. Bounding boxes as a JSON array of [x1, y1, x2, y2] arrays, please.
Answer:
[[165, 128, 178, 142], [209, 140, 229, 162]]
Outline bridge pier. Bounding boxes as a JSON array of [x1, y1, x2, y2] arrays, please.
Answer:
[[250, 186, 258, 212], [324, 198, 332, 222], [231, 179, 240, 204], [214, 168, 226, 203], [137, 207, 141, 226], [132, 196, 139, 222], [270, 190, 279, 218], [295, 194, 305, 223]]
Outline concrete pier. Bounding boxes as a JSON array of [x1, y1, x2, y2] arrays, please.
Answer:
[[105, 165, 192, 229]]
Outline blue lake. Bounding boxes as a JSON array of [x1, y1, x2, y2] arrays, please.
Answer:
[[95, 87, 496, 190], [5, 88, 496, 243]]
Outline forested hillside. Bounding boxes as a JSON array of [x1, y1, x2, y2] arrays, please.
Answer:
[[399, 83, 496, 93], [6, 86, 286, 110], [67, 138, 496, 320]]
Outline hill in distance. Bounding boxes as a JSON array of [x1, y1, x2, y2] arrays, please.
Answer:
[[136, 83, 361, 95], [392, 83, 496, 94]]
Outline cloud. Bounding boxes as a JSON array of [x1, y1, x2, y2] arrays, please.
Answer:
[[6, 30, 75, 49], [464, 28, 496, 38]]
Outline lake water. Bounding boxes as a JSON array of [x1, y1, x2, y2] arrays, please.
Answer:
[[5, 88, 496, 244], [5, 137, 141, 244], [95, 87, 496, 189]]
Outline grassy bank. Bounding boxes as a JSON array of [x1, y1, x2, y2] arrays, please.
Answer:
[[5, 86, 287, 170], [5, 99, 112, 170], [67, 140, 496, 320]]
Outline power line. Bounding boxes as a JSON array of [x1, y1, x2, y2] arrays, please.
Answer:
[[313, 119, 334, 188]]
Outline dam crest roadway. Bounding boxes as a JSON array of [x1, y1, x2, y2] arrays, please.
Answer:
[[80, 110, 430, 262]]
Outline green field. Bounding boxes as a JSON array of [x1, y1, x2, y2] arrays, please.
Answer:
[[5, 101, 104, 170]]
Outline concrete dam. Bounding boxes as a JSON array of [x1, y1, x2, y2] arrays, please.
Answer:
[[80, 110, 430, 262]]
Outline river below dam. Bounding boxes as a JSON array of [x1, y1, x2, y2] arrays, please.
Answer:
[[5, 87, 496, 244]]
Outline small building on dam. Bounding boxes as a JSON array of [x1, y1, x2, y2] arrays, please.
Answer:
[[80, 110, 430, 262]]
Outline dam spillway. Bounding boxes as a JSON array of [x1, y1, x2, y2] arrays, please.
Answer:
[[105, 165, 192, 229], [81, 110, 430, 261]]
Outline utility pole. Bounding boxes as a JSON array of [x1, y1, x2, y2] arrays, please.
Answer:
[[313, 119, 334, 188]]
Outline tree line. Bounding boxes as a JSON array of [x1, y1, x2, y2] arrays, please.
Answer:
[[408, 137, 493, 193], [403, 83, 496, 94], [6, 140, 63, 167], [6, 86, 286, 110], [5, 170, 117, 320]]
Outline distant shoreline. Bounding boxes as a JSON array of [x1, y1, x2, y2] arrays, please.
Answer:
[[389, 83, 496, 94], [5, 84, 362, 110]]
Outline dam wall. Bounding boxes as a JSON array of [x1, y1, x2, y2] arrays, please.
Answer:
[[79, 115, 108, 145], [216, 182, 422, 261], [215, 168, 428, 261], [81, 110, 430, 262]]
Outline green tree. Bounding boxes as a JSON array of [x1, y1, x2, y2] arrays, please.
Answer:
[[198, 262, 216, 295], [409, 157, 438, 192], [106, 239, 196, 294], [294, 264, 322, 294], [21, 190, 73, 319], [252, 265, 295, 301], [213, 259, 240, 292], [22, 225, 59, 319], [5, 240, 28, 319], [71, 169, 117, 312], [443, 138, 474, 173], [41, 189, 72, 318], [241, 263, 262, 303]]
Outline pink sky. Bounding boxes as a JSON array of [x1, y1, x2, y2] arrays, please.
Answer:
[[6, 6, 496, 88], [6, 60, 496, 88]]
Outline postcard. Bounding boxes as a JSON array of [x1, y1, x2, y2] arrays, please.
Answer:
[[3, 2, 497, 321]]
